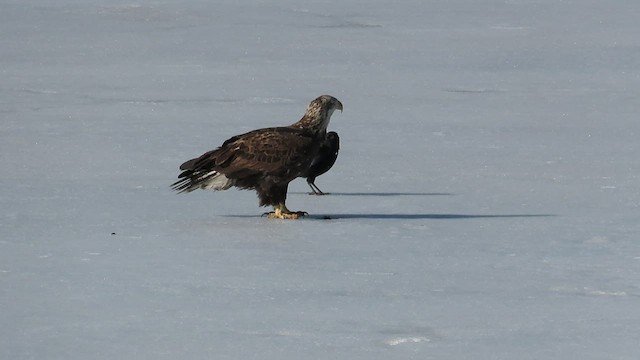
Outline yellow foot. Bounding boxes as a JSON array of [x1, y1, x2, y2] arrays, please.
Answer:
[[262, 208, 308, 219]]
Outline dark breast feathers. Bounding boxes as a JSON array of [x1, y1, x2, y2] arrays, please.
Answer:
[[305, 131, 339, 195]]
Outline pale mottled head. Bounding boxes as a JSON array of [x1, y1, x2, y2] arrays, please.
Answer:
[[291, 95, 343, 133]]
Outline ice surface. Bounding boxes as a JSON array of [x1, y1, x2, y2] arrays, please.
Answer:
[[2, 1, 640, 359]]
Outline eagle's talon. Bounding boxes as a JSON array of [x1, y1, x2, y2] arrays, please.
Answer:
[[264, 209, 307, 220]]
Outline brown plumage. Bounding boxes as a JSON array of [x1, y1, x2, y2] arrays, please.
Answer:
[[171, 95, 343, 219]]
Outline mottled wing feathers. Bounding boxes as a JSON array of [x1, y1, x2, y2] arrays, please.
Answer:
[[238, 128, 317, 174], [179, 127, 316, 180]]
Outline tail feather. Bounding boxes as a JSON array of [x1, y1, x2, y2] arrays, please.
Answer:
[[171, 170, 233, 193]]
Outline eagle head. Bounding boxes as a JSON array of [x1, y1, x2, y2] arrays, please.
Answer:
[[292, 95, 343, 134]]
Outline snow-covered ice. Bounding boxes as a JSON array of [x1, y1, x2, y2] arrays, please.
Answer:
[[2, 0, 639, 359]]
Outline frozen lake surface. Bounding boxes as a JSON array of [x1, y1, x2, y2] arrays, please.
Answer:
[[2, 1, 639, 359]]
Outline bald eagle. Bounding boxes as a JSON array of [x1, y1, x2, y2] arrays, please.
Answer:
[[171, 95, 343, 219], [305, 131, 339, 195]]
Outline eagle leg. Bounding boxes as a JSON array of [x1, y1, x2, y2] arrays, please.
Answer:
[[307, 181, 326, 196], [263, 203, 308, 219]]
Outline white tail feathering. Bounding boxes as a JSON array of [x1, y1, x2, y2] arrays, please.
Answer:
[[200, 171, 233, 190]]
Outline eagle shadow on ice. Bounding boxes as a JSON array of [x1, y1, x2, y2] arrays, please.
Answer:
[[310, 213, 555, 220], [222, 213, 554, 220], [299, 192, 455, 196]]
